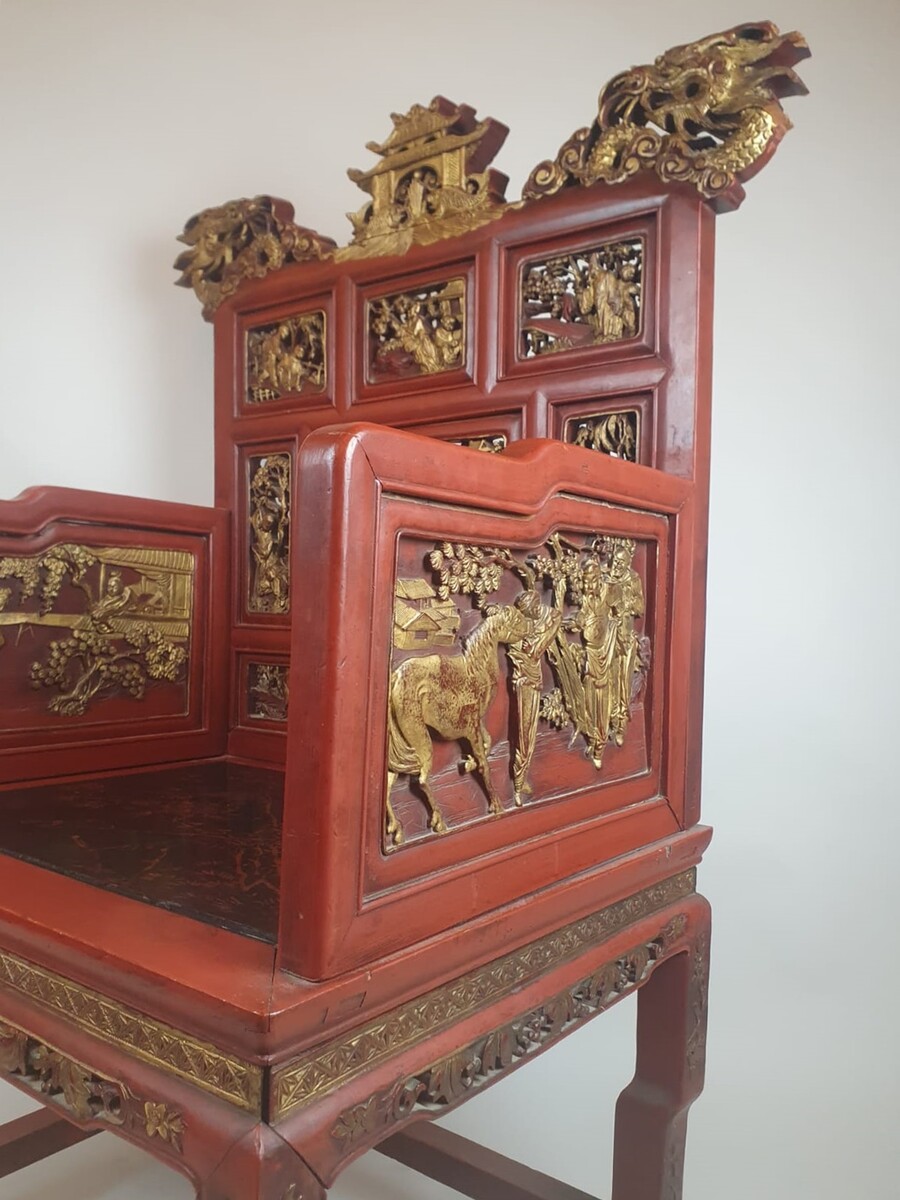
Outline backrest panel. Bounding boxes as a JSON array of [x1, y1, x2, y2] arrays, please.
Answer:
[[215, 180, 715, 768]]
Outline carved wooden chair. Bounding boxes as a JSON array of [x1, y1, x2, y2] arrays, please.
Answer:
[[0, 22, 808, 1200]]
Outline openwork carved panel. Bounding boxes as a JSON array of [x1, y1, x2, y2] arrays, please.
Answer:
[[248, 452, 291, 615], [451, 435, 507, 453], [567, 410, 639, 462], [0, 545, 192, 719], [330, 916, 686, 1144], [520, 239, 642, 358], [368, 279, 465, 382], [246, 311, 326, 404], [385, 531, 651, 847], [248, 661, 289, 722], [271, 870, 694, 1118], [0, 1016, 185, 1153]]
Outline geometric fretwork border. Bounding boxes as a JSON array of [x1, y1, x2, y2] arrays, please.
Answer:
[[0, 951, 262, 1113]]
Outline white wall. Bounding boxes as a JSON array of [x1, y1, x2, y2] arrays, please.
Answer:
[[2, 1, 898, 1197]]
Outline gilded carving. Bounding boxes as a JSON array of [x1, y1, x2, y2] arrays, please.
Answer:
[[0, 545, 192, 716], [272, 870, 695, 1119], [369, 279, 465, 381], [0, 1017, 185, 1152], [569, 411, 638, 461], [524, 22, 809, 208], [246, 311, 326, 403], [248, 661, 289, 722], [386, 535, 650, 845], [175, 196, 335, 320], [454, 435, 507, 453], [393, 579, 460, 652], [248, 453, 291, 614], [521, 240, 642, 357], [0, 949, 262, 1113], [330, 918, 686, 1144], [337, 97, 509, 261]]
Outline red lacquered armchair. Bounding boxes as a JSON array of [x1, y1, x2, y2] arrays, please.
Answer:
[[0, 22, 807, 1200]]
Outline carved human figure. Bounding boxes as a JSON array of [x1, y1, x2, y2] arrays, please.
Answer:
[[433, 301, 462, 368], [605, 540, 645, 745], [507, 590, 562, 805], [90, 570, 133, 629], [568, 559, 617, 767]]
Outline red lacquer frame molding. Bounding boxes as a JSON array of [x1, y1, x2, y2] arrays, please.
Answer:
[[281, 425, 696, 979]]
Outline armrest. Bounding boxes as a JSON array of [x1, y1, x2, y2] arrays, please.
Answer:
[[279, 423, 698, 979], [0, 487, 229, 784]]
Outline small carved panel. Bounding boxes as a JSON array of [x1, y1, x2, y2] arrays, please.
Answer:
[[246, 311, 326, 404], [0, 544, 192, 718], [368, 279, 465, 382], [567, 410, 638, 461], [520, 239, 642, 358], [248, 661, 289, 722], [386, 533, 651, 848], [451, 435, 507, 453], [248, 452, 291, 615]]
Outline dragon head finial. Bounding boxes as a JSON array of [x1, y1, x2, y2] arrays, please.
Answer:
[[525, 21, 810, 208]]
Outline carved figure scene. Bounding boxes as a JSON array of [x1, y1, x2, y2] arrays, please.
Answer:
[[0, 544, 192, 719], [369, 279, 465, 380], [521, 240, 642, 357], [248, 662, 289, 722], [386, 535, 651, 846], [568, 410, 638, 461], [246, 311, 325, 403], [248, 453, 291, 614]]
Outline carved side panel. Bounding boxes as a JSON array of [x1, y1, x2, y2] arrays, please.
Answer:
[[385, 531, 652, 848], [367, 279, 466, 383], [520, 238, 643, 359], [246, 310, 326, 404], [0, 544, 192, 722], [247, 452, 292, 615]]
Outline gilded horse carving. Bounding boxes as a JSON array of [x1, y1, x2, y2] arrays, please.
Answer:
[[386, 603, 525, 845]]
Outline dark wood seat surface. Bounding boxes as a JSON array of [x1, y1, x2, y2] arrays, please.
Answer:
[[0, 762, 283, 942]]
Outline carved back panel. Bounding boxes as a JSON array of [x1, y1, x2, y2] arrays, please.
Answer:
[[177, 22, 808, 771]]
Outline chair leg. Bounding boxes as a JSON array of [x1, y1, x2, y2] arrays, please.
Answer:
[[196, 1124, 326, 1200], [611, 906, 710, 1200], [0, 1108, 100, 1178]]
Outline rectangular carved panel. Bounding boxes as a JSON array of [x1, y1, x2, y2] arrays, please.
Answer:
[[386, 531, 651, 849], [247, 452, 291, 615], [0, 544, 193, 720], [566, 409, 639, 461], [367, 278, 466, 382], [520, 238, 643, 358], [246, 310, 326, 404]]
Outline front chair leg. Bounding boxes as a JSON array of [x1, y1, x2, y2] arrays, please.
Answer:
[[197, 1125, 326, 1200], [612, 903, 710, 1200]]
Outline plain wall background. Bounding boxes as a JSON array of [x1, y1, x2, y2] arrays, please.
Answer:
[[1, 1, 898, 1197]]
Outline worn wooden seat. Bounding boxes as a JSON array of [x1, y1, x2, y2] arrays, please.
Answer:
[[0, 21, 808, 1200]]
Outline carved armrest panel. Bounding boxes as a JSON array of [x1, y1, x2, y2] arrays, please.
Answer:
[[280, 424, 696, 978], [0, 489, 229, 784]]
